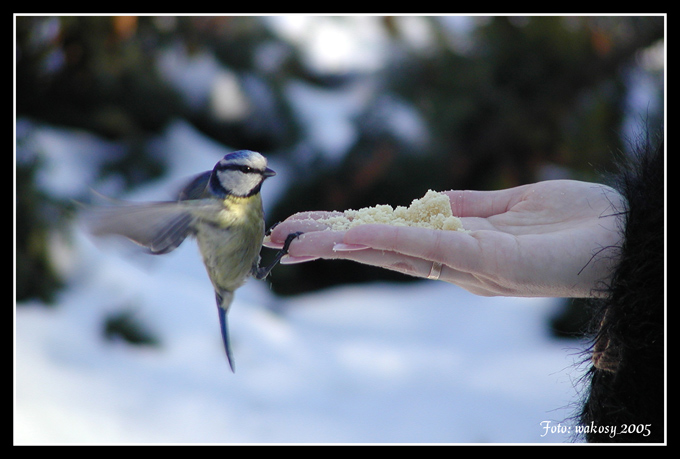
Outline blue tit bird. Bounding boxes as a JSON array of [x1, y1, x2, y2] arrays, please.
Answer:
[[85, 150, 301, 372]]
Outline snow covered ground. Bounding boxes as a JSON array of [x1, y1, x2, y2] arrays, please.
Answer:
[[15, 120, 587, 444]]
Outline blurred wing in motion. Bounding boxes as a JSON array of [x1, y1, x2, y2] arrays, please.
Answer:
[[83, 198, 200, 255]]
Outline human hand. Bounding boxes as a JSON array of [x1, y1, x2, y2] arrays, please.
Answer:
[[266, 180, 624, 298]]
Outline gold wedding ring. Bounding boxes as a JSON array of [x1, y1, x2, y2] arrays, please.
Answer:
[[427, 261, 443, 280]]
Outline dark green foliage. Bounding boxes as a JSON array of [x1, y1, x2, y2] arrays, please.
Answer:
[[15, 153, 65, 303], [103, 308, 160, 346]]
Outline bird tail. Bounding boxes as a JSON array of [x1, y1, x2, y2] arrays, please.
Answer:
[[215, 292, 235, 373]]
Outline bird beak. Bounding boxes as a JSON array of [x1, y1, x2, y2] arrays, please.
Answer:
[[263, 167, 276, 178]]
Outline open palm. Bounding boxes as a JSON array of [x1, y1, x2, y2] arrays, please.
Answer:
[[267, 180, 624, 298]]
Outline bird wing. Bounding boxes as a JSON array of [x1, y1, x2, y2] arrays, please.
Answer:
[[84, 198, 222, 255], [177, 170, 211, 201]]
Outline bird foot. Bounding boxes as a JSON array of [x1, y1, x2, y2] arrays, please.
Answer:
[[254, 231, 304, 280]]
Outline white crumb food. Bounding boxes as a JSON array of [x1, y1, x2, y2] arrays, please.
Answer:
[[319, 190, 465, 231]]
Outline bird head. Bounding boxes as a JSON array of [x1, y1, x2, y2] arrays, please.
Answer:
[[209, 150, 276, 198]]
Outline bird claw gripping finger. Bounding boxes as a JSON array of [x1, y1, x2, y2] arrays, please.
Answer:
[[255, 231, 304, 280]]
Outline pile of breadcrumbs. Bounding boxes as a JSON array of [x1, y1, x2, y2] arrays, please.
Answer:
[[317, 190, 465, 232]]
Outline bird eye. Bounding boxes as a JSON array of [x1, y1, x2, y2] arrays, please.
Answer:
[[239, 166, 253, 173]]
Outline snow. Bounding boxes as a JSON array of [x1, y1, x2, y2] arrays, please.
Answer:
[[15, 120, 586, 444], [264, 16, 391, 74], [284, 79, 368, 163]]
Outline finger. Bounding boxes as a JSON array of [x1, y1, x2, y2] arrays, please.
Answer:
[[280, 229, 347, 259], [332, 244, 520, 295], [332, 248, 435, 278], [444, 186, 528, 218], [331, 247, 501, 291], [286, 210, 344, 222], [343, 224, 488, 273], [276, 229, 432, 278], [265, 212, 343, 248]]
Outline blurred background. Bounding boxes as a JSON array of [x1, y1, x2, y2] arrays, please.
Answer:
[[15, 15, 665, 444]]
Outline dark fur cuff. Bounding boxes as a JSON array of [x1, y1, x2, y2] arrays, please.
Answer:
[[578, 136, 664, 443]]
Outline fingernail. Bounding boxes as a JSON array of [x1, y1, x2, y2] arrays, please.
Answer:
[[333, 243, 371, 252], [262, 240, 284, 249], [280, 255, 320, 265]]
